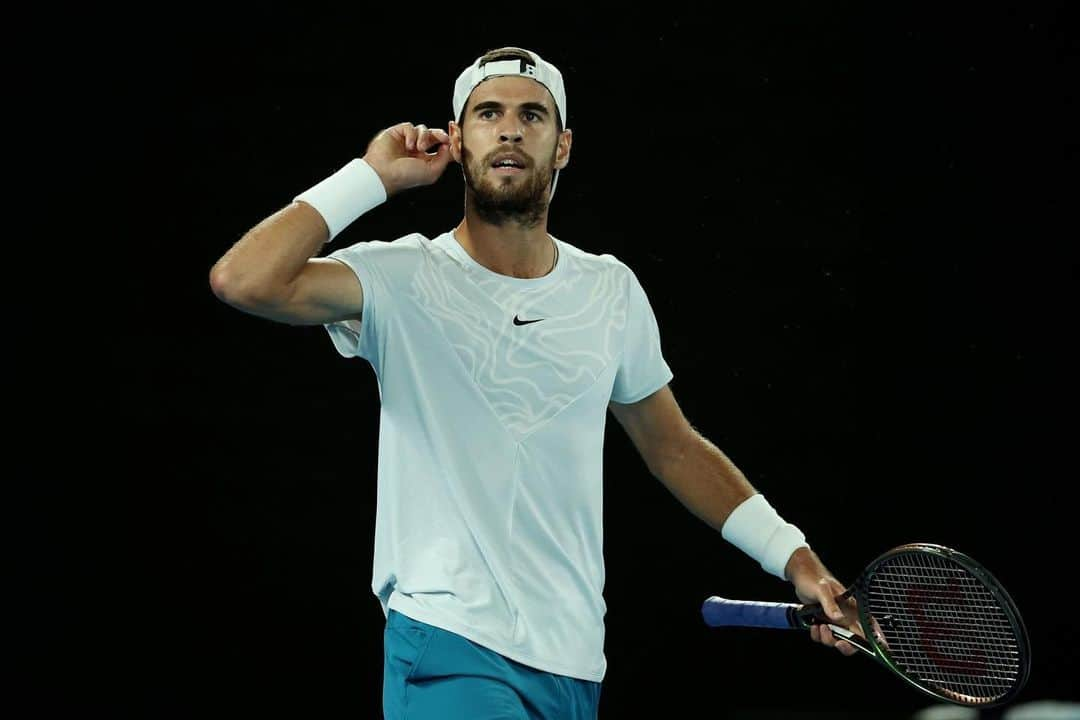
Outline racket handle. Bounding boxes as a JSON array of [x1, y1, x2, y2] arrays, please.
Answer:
[[701, 596, 802, 629]]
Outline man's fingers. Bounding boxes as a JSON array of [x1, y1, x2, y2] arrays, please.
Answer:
[[813, 625, 858, 656], [412, 124, 451, 154], [380, 123, 449, 156], [816, 587, 848, 623], [396, 123, 426, 152], [364, 121, 453, 192], [407, 124, 426, 152], [418, 128, 450, 154], [825, 599, 845, 623], [422, 128, 450, 145]]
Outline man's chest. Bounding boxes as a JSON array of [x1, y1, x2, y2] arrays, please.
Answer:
[[396, 263, 627, 435]]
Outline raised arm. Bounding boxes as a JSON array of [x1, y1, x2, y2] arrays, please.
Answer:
[[209, 201, 361, 326], [209, 122, 452, 325]]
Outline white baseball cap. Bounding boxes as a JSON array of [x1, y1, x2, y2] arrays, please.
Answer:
[[452, 48, 567, 200], [453, 49, 567, 127]]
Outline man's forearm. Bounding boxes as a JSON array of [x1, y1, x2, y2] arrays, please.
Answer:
[[654, 430, 758, 533]]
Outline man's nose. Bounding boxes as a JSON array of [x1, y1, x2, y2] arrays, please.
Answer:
[[498, 124, 524, 143]]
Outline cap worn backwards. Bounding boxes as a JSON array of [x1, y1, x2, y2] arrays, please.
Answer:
[[453, 49, 567, 127], [452, 48, 568, 201]]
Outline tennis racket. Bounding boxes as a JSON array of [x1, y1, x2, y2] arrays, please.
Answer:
[[702, 543, 1030, 707]]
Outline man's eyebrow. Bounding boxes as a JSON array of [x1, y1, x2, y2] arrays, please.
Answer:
[[472, 100, 551, 116]]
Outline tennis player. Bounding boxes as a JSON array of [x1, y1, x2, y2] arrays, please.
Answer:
[[210, 46, 860, 720]]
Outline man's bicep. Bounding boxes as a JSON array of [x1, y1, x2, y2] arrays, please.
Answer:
[[270, 257, 365, 326], [609, 384, 693, 475]]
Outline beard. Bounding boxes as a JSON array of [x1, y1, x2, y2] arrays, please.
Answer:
[[461, 142, 556, 229]]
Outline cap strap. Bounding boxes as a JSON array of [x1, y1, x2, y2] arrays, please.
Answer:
[[479, 58, 537, 79]]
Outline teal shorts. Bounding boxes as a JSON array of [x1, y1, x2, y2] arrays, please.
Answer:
[[383, 609, 602, 719]]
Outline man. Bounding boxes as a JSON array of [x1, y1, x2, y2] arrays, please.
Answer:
[[210, 46, 858, 720]]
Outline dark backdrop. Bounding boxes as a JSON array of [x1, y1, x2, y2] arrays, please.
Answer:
[[28, 3, 1074, 718]]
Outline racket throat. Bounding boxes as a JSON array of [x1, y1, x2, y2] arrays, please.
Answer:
[[825, 624, 876, 658]]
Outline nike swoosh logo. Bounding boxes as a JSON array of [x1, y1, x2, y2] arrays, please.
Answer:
[[513, 315, 544, 326]]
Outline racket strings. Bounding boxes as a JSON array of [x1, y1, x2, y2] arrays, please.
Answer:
[[865, 552, 1022, 704]]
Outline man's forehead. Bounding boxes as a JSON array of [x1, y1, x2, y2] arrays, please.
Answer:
[[466, 76, 555, 111]]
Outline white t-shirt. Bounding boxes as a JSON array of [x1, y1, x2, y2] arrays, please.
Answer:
[[323, 230, 673, 682]]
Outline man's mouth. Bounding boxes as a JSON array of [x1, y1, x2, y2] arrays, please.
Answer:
[[490, 154, 528, 173]]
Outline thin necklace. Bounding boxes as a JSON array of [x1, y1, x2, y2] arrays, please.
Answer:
[[548, 237, 558, 274]]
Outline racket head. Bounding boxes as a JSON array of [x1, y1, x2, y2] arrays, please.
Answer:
[[852, 543, 1031, 707]]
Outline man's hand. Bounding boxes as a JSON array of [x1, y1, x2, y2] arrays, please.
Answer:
[[363, 122, 453, 197], [785, 547, 862, 657]]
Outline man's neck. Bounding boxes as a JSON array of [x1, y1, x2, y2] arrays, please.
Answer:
[[454, 209, 555, 279]]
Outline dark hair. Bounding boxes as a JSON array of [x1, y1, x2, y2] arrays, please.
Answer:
[[458, 47, 564, 132]]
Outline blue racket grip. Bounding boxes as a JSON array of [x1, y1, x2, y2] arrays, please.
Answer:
[[701, 596, 802, 629]]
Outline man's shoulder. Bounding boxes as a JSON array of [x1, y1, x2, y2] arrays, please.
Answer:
[[322, 232, 444, 285], [333, 231, 430, 251], [325, 231, 439, 263], [557, 237, 631, 274]]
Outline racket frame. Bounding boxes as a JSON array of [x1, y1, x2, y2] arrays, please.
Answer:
[[795, 543, 1031, 707]]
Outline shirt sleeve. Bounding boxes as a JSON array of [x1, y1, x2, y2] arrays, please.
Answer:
[[321, 235, 423, 365], [610, 266, 674, 404]]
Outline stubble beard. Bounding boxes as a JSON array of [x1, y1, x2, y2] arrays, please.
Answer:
[[461, 142, 557, 230]]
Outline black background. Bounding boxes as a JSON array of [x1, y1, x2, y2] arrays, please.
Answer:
[[25, 3, 1074, 718]]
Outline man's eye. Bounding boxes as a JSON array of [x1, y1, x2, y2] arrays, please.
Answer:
[[480, 110, 497, 119], [524, 111, 539, 122]]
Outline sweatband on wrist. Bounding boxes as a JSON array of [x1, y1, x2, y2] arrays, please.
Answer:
[[293, 158, 387, 242], [721, 493, 809, 580]]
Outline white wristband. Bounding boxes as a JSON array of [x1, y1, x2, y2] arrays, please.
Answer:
[[721, 493, 809, 580], [293, 158, 387, 242]]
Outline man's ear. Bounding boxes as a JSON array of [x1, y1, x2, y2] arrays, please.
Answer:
[[449, 121, 463, 164], [554, 128, 573, 170]]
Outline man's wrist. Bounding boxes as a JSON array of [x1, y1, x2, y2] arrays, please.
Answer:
[[783, 545, 816, 582], [722, 493, 809, 580], [293, 158, 387, 243], [360, 155, 399, 198]]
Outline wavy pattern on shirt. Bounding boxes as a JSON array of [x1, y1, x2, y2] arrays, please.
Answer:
[[409, 249, 627, 438]]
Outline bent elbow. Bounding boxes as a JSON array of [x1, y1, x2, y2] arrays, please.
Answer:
[[208, 263, 233, 303], [208, 264, 254, 308], [209, 263, 274, 312]]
